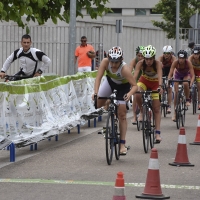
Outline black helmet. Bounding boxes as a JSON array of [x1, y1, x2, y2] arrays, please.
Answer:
[[193, 46, 200, 54], [177, 50, 187, 58]]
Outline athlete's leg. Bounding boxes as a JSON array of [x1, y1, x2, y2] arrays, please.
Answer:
[[132, 95, 137, 123], [172, 82, 179, 121], [183, 76, 191, 106], [117, 103, 128, 153], [152, 98, 162, 141]]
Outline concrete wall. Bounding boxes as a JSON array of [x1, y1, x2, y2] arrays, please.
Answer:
[[0, 21, 178, 77]]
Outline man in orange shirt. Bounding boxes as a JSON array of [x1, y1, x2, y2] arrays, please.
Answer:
[[74, 36, 96, 72]]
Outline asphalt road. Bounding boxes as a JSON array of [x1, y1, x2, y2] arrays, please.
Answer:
[[0, 105, 200, 200]]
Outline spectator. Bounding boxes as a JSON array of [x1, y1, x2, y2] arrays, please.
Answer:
[[185, 42, 195, 57], [74, 36, 96, 72], [95, 50, 107, 70]]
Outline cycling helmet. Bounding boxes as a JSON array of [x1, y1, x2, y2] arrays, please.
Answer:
[[142, 45, 156, 58], [108, 46, 123, 62], [163, 45, 173, 53], [193, 46, 200, 54], [177, 50, 187, 58], [135, 46, 145, 54]]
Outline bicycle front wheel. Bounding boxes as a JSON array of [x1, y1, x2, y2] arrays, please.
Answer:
[[114, 119, 120, 160], [142, 106, 150, 153], [105, 111, 114, 165], [150, 110, 155, 148], [181, 98, 186, 127], [175, 94, 181, 129]]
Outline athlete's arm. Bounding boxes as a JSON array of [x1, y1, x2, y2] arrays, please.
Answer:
[[188, 55, 193, 63], [121, 64, 138, 101], [133, 60, 142, 80], [36, 51, 51, 72], [94, 58, 109, 94], [168, 60, 177, 79], [155, 60, 163, 86], [157, 55, 163, 63], [188, 60, 195, 87], [1, 49, 19, 73], [129, 58, 136, 72]]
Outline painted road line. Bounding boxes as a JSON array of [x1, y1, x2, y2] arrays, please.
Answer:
[[0, 179, 200, 190]]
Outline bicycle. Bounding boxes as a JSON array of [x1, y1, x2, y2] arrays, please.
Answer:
[[160, 76, 168, 117], [169, 79, 190, 129], [191, 78, 198, 115], [136, 90, 159, 153], [94, 90, 124, 165]]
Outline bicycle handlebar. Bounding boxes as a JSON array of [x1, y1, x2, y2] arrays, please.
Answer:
[[136, 90, 160, 94], [168, 79, 190, 83]]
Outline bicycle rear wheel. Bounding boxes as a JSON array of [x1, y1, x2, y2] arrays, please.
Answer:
[[161, 91, 167, 117], [105, 111, 114, 165], [142, 106, 150, 153], [192, 87, 197, 115], [114, 119, 120, 160]]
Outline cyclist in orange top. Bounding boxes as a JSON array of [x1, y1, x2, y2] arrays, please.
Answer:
[[168, 50, 195, 121], [158, 45, 176, 114], [129, 46, 144, 124], [188, 46, 200, 110], [134, 45, 163, 143]]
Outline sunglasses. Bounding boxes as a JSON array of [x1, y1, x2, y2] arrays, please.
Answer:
[[81, 40, 87, 42], [163, 52, 171, 55]]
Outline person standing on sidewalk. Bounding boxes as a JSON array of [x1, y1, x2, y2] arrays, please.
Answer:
[[74, 36, 96, 73]]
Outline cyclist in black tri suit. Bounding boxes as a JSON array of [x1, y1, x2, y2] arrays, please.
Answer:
[[129, 46, 144, 124], [158, 45, 176, 114], [0, 34, 51, 80]]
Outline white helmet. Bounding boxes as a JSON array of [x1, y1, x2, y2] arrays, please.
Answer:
[[108, 46, 123, 61], [163, 45, 173, 53]]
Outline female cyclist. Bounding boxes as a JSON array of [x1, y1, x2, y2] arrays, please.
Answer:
[[158, 45, 176, 114], [93, 46, 138, 155], [134, 45, 163, 143], [129, 46, 145, 124], [168, 50, 195, 121], [188, 46, 200, 110]]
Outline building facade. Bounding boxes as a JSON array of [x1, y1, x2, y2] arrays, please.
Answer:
[[77, 0, 162, 29]]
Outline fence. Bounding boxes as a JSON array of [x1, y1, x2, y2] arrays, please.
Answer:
[[0, 21, 180, 76]]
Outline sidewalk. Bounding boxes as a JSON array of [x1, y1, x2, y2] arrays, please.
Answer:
[[0, 110, 134, 169]]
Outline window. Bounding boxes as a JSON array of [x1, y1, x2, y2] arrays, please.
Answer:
[[108, 8, 122, 14], [135, 9, 146, 16], [150, 9, 162, 14]]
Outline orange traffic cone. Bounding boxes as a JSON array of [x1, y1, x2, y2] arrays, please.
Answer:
[[169, 127, 194, 167], [136, 148, 170, 199], [112, 172, 126, 200], [190, 115, 200, 145]]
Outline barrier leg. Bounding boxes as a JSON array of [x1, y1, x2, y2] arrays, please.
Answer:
[[94, 118, 96, 127], [10, 143, 15, 162], [68, 129, 70, 134], [88, 120, 90, 127], [55, 135, 58, 141], [77, 125, 80, 134], [7, 145, 10, 151], [98, 116, 102, 122], [30, 144, 33, 151], [34, 143, 38, 150]]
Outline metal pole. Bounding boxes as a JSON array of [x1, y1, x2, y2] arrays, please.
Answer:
[[176, 0, 180, 53], [68, 0, 76, 75]]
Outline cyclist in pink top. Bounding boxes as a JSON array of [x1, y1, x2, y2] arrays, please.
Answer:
[[74, 36, 96, 72]]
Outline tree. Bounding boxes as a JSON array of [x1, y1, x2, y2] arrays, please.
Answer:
[[152, 0, 200, 39], [0, 0, 110, 31]]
